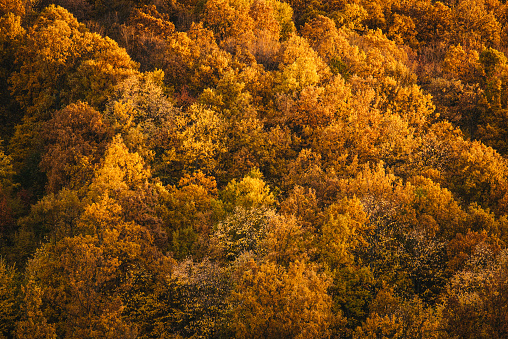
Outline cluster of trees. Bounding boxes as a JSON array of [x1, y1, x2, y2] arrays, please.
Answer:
[[1, 0, 508, 337]]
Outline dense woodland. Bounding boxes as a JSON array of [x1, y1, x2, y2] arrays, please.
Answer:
[[1, 0, 508, 337]]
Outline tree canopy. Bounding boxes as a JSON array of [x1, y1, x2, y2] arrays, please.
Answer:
[[1, 0, 508, 338]]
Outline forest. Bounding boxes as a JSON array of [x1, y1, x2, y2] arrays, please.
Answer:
[[1, 0, 508, 337]]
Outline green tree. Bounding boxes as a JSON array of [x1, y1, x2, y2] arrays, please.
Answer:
[[221, 167, 275, 212]]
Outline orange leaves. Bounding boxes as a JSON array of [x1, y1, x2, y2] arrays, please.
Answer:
[[163, 22, 232, 94], [448, 140, 508, 214], [127, 5, 175, 37], [41, 102, 112, 193], [387, 13, 417, 47], [89, 135, 149, 199], [443, 44, 481, 82], [230, 257, 334, 338], [5, 1, 508, 337], [0, 0, 26, 17], [164, 171, 221, 257], [203, 0, 254, 41], [202, 0, 292, 64], [10, 5, 137, 118], [0, 258, 17, 339]]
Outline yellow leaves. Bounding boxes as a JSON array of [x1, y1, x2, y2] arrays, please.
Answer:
[[163, 103, 226, 176], [260, 213, 309, 265], [341, 162, 400, 202], [211, 170, 279, 254], [449, 140, 508, 213], [127, 5, 175, 37], [165, 258, 231, 337], [280, 185, 321, 230], [447, 229, 501, 273], [443, 44, 481, 82], [301, 15, 341, 63], [406, 175, 467, 238], [277, 55, 321, 93], [345, 28, 412, 82], [267, 0, 295, 39], [163, 22, 233, 93], [0, 0, 25, 17], [339, 3, 368, 31], [181, 105, 225, 161], [211, 207, 275, 260], [106, 101, 136, 135], [68, 33, 138, 106], [354, 313, 403, 339], [442, 249, 508, 337], [164, 171, 221, 257], [0, 258, 17, 339], [89, 135, 150, 200], [387, 13, 417, 47], [283, 148, 324, 192], [277, 34, 327, 73], [79, 193, 123, 235], [5, 1, 508, 337], [480, 47, 507, 80], [41, 102, 112, 193], [318, 197, 368, 269], [381, 82, 436, 129], [0, 11, 25, 52], [19, 188, 84, 243], [203, 0, 254, 41], [0, 143, 15, 193], [320, 212, 356, 268], [203, 0, 292, 65], [178, 170, 218, 197], [453, 0, 502, 48], [20, 235, 138, 339], [9, 5, 138, 119], [230, 257, 334, 338], [221, 167, 275, 211], [354, 289, 443, 339], [16, 279, 57, 339], [282, 75, 349, 131]]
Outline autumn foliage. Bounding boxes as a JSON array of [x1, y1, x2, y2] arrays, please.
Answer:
[[1, 0, 508, 338]]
